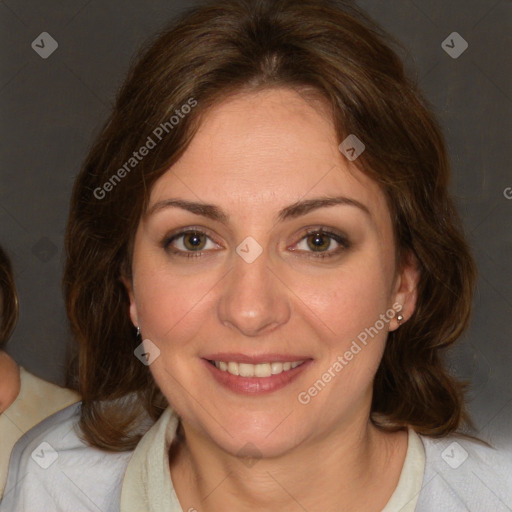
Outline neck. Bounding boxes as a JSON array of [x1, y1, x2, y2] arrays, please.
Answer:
[[170, 413, 408, 512]]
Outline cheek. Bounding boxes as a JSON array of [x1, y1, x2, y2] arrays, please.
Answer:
[[131, 230, 205, 327], [291, 251, 393, 413], [134, 265, 216, 343], [133, 266, 217, 398], [294, 249, 393, 343]]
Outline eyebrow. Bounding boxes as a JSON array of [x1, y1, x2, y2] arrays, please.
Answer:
[[146, 199, 229, 223], [277, 197, 371, 221], [146, 196, 371, 223]]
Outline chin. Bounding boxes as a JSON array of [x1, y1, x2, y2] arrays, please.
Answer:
[[192, 409, 309, 460]]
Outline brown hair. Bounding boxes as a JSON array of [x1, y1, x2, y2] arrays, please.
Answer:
[[0, 246, 18, 348], [64, 0, 476, 450]]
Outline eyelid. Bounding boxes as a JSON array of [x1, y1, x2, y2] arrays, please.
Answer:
[[288, 227, 351, 256], [162, 226, 224, 253], [161, 225, 351, 259]]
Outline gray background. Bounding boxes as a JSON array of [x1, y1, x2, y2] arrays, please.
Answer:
[[0, 0, 510, 446]]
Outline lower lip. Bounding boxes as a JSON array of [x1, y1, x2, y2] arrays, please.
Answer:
[[203, 359, 312, 395]]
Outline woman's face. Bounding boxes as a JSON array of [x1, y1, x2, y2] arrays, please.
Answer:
[[126, 88, 417, 457]]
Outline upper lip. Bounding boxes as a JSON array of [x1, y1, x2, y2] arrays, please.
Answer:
[[203, 353, 312, 364]]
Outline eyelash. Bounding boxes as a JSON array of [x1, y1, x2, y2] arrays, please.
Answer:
[[162, 227, 351, 259], [162, 228, 220, 259], [291, 228, 351, 259]]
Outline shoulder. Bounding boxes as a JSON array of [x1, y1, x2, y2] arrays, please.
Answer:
[[19, 367, 80, 408], [0, 403, 133, 512], [415, 433, 512, 511], [4, 368, 80, 438]]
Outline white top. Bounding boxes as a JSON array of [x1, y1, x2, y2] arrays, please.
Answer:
[[120, 407, 424, 512], [1, 404, 511, 511], [0, 367, 80, 499]]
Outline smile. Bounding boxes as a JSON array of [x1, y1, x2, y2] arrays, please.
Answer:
[[203, 357, 312, 394], [209, 360, 305, 378]]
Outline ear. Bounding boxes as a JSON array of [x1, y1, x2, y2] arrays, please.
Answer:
[[389, 250, 420, 331], [121, 275, 139, 329]]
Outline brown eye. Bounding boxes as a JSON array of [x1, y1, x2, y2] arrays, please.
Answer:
[[306, 232, 332, 252], [164, 230, 219, 256], [183, 232, 207, 251], [291, 228, 351, 259]]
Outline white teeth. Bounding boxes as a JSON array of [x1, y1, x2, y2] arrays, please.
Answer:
[[238, 363, 255, 377], [254, 363, 271, 378], [212, 360, 305, 377], [271, 362, 282, 375], [227, 361, 239, 376]]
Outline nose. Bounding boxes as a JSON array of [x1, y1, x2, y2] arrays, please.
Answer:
[[217, 252, 291, 337]]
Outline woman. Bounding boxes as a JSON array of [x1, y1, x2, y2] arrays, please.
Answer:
[[0, 246, 19, 418], [2, 0, 511, 510], [0, 246, 79, 500]]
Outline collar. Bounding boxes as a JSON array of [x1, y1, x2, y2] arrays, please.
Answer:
[[120, 408, 425, 512]]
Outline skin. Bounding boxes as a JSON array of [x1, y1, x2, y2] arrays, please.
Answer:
[[0, 351, 20, 413], [125, 88, 419, 511]]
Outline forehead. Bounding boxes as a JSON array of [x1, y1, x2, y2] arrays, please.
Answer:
[[150, 88, 390, 227]]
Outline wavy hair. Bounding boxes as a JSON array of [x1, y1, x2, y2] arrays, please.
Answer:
[[64, 0, 476, 450]]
